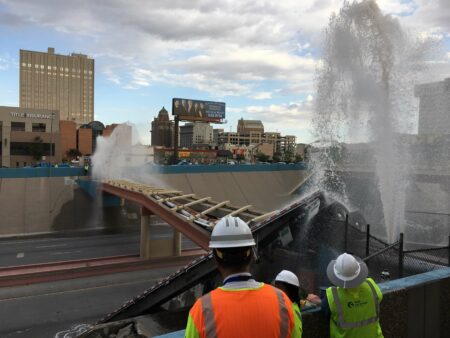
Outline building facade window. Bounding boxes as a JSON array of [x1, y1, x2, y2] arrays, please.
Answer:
[[11, 122, 25, 132], [32, 123, 46, 132], [10, 142, 54, 156]]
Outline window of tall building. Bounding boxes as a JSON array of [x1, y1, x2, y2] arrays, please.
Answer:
[[11, 122, 25, 131], [32, 123, 46, 132]]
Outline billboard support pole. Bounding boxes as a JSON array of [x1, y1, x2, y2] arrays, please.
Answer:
[[173, 116, 179, 164]]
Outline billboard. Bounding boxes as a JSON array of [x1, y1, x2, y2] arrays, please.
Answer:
[[172, 98, 225, 121]]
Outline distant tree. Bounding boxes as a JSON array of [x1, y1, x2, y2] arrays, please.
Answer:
[[66, 148, 81, 159], [295, 154, 304, 163], [235, 154, 245, 163], [30, 136, 45, 161], [256, 152, 270, 162], [284, 151, 294, 163], [272, 152, 282, 162]]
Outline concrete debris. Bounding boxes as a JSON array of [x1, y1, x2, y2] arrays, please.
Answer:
[[78, 317, 153, 338]]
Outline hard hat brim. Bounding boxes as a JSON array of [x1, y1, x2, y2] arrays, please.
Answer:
[[209, 239, 256, 248], [326, 256, 368, 289]]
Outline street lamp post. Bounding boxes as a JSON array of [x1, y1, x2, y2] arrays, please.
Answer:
[[49, 112, 55, 165]]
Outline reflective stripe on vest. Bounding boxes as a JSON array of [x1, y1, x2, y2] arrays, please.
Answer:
[[201, 293, 218, 338], [331, 280, 380, 329], [274, 287, 289, 338], [200, 285, 290, 338]]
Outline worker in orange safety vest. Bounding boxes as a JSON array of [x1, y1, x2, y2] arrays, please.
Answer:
[[185, 216, 301, 338]]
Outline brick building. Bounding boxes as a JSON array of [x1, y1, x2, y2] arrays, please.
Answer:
[[151, 107, 174, 147]]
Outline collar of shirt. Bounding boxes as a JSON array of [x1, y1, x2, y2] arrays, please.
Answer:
[[221, 272, 262, 290]]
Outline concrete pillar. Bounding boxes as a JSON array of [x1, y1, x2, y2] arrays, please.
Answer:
[[173, 229, 181, 256], [140, 207, 150, 259]]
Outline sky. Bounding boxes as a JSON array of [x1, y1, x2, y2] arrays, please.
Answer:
[[0, 0, 449, 145]]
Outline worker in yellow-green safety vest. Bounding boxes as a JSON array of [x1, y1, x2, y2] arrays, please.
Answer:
[[322, 253, 383, 338], [274, 270, 303, 337]]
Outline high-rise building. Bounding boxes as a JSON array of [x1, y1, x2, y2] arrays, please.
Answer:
[[151, 107, 174, 147], [180, 122, 213, 148], [218, 119, 296, 154], [20, 47, 94, 125], [237, 118, 264, 134], [415, 78, 450, 135]]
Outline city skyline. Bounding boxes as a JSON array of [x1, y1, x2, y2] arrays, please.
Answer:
[[0, 0, 449, 145]]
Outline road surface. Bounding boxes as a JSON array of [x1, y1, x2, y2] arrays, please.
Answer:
[[0, 226, 197, 267], [0, 266, 187, 337]]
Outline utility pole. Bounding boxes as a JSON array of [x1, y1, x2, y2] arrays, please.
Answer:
[[173, 116, 179, 164], [50, 112, 55, 165]]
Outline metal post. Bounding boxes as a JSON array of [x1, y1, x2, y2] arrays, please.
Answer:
[[398, 233, 404, 278], [173, 116, 179, 164], [140, 207, 150, 259], [173, 229, 181, 256], [50, 112, 54, 165], [344, 214, 349, 252], [365, 224, 370, 257], [448, 235, 450, 267]]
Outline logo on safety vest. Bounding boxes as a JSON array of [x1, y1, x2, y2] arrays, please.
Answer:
[[347, 300, 368, 309]]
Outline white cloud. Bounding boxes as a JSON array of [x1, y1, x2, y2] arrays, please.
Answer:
[[0, 55, 13, 71], [228, 97, 315, 141], [401, 0, 450, 37], [0, 0, 448, 101], [252, 92, 273, 100]]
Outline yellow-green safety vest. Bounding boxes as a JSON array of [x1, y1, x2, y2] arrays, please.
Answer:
[[292, 302, 303, 337], [326, 278, 383, 338]]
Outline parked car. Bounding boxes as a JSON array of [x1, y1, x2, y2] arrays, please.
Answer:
[[176, 160, 191, 165]]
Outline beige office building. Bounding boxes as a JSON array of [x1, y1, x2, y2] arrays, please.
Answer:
[[20, 47, 94, 125], [0, 106, 61, 167]]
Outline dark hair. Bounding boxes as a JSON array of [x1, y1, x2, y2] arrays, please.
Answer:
[[213, 247, 252, 271], [276, 282, 300, 305]]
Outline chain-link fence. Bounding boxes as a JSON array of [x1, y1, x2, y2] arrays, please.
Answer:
[[307, 212, 449, 283], [340, 215, 450, 282]]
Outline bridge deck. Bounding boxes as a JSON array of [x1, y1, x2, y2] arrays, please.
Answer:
[[102, 180, 274, 250]]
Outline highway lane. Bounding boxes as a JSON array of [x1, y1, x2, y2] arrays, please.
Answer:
[[0, 267, 186, 338], [0, 226, 198, 267]]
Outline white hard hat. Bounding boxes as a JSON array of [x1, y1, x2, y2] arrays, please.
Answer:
[[209, 216, 256, 248], [326, 253, 368, 288], [275, 270, 300, 287]]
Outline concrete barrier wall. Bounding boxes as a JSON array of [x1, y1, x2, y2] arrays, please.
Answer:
[[0, 176, 104, 235], [0, 166, 310, 235], [137, 169, 310, 212]]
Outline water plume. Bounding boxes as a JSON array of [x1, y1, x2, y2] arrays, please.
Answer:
[[91, 123, 148, 181], [313, 0, 432, 243]]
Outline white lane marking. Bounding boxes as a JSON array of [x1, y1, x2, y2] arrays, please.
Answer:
[[51, 250, 83, 255], [16, 252, 24, 258], [0, 276, 164, 302], [36, 244, 68, 249]]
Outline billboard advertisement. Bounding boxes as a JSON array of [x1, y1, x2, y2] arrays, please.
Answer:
[[172, 98, 225, 120]]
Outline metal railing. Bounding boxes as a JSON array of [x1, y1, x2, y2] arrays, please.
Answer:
[[339, 215, 450, 280]]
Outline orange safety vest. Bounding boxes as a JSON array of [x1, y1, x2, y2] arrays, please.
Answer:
[[189, 283, 295, 338]]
